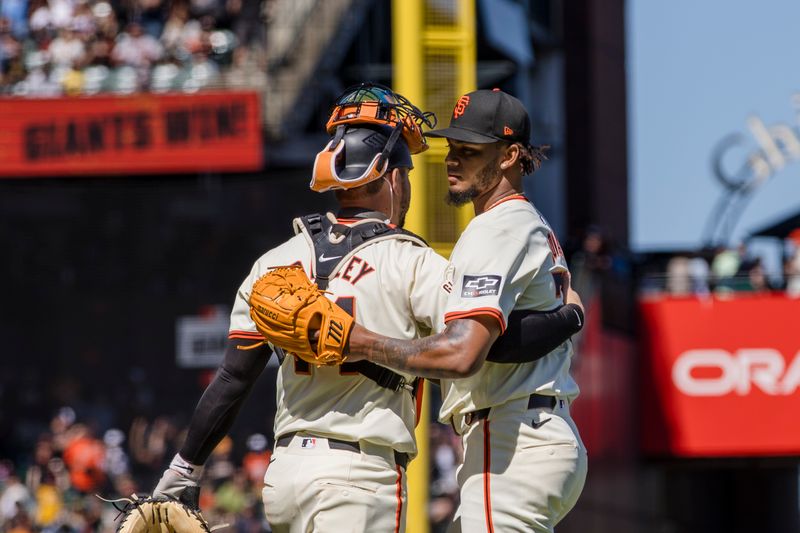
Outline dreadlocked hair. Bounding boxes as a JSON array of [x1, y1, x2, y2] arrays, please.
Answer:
[[518, 143, 550, 176]]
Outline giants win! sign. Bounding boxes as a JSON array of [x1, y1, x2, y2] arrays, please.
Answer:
[[0, 91, 262, 177], [639, 294, 800, 457]]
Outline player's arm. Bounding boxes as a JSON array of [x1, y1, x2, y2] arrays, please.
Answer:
[[348, 314, 500, 379], [485, 304, 584, 363], [152, 337, 271, 506], [485, 273, 585, 364]]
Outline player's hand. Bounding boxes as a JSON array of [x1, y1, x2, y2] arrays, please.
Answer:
[[153, 469, 200, 509], [338, 324, 366, 362], [560, 271, 584, 311], [152, 454, 203, 510]]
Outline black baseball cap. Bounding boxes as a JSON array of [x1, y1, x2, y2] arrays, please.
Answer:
[[424, 89, 531, 144]]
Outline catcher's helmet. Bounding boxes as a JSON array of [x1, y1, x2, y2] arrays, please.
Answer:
[[310, 83, 436, 192], [311, 124, 413, 193]]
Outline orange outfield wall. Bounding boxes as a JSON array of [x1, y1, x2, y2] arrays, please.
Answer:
[[0, 91, 262, 177]]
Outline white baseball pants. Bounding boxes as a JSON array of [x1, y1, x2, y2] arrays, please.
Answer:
[[449, 395, 588, 533], [262, 434, 407, 533]]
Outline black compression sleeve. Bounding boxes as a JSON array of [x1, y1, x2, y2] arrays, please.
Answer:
[[486, 304, 584, 364], [178, 339, 271, 464]]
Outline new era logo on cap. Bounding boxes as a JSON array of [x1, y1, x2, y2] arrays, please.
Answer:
[[425, 89, 531, 145]]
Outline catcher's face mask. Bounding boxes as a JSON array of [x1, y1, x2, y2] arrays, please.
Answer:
[[311, 83, 436, 193]]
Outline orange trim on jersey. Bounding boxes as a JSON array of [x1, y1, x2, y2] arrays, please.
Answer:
[[229, 330, 263, 340], [444, 308, 506, 334], [414, 379, 425, 428], [485, 193, 528, 212], [483, 420, 495, 533], [394, 466, 403, 533]]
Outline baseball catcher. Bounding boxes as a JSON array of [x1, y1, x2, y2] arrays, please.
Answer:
[[248, 265, 354, 366]]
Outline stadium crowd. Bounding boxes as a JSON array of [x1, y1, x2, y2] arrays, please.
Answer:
[[650, 230, 800, 297], [0, 0, 271, 95], [0, 406, 272, 531], [0, 404, 463, 532]]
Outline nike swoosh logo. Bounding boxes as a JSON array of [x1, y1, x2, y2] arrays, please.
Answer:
[[173, 464, 194, 474], [572, 308, 582, 327], [531, 418, 551, 430], [319, 254, 343, 263]]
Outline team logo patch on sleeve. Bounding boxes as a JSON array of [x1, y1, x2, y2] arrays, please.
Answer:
[[461, 275, 502, 298]]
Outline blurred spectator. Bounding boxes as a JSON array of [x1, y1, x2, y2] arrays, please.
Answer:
[[225, 0, 263, 46], [429, 423, 461, 533], [160, 0, 190, 55], [28, 0, 53, 34], [24, 434, 70, 495], [91, 1, 118, 39], [206, 435, 236, 484], [50, 407, 77, 455], [62, 424, 106, 494], [1, 0, 29, 39], [48, 27, 84, 66], [0, 17, 24, 80], [214, 469, 249, 515], [70, 0, 95, 35], [241, 433, 271, 487], [31, 483, 61, 529], [102, 428, 130, 478], [570, 225, 613, 302], [0, 475, 32, 524], [665, 255, 691, 296], [736, 257, 772, 293], [687, 252, 711, 296], [128, 416, 177, 475], [189, 0, 222, 20], [224, 44, 265, 90], [137, 0, 168, 38], [710, 243, 744, 292], [785, 229, 800, 298], [111, 21, 162, 87]]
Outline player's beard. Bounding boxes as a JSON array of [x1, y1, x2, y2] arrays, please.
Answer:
[[446, 157, 503, 206]]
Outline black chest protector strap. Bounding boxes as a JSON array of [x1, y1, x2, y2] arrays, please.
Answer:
[[295, 212, 425, 394]]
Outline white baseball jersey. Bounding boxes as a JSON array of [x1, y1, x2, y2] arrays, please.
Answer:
[[229, 215, 448, 456], [437, 194, 580, 424]]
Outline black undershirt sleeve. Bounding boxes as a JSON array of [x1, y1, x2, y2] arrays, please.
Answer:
[[486, 303, 584, 364], [178, 339, 272, 465]]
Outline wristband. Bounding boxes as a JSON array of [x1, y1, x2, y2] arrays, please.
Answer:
[[168, 453, 204, 482]]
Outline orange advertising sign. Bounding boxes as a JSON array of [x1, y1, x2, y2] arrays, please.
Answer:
[[0, 91, 262, 177], [639, 294, 800, 457]]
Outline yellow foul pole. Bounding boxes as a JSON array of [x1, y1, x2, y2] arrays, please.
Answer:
[[393, 0, 477, 531]]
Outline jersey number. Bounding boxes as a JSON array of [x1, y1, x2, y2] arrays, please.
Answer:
[[293, 296, 360, 375]]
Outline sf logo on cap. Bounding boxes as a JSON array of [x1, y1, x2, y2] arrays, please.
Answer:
[[454, 95, 470, 118]]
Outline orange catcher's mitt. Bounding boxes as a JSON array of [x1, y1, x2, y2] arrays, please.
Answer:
[[248, 265, 353, 366]]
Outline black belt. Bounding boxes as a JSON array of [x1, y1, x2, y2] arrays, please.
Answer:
[[463, 394, 558, 426], [275, 432, 409, 470]]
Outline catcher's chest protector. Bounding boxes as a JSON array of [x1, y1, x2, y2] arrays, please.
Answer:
[[292, 212, 427, 393], [294, 213, 427, 290]]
